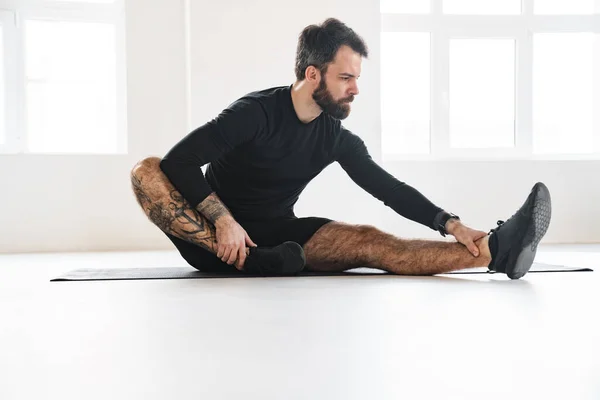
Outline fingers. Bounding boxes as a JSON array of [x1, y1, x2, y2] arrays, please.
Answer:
[[236, 246, 247, 270], [225, 246, 238, 265], [470, 241, 480, 257], [216, 227, 254, 266], [475, 231, 488, 241], [245, 232, 257, 248], [459, 237, 479, 257], [220, 246, 232, 263], [216, 239, 235, 263], [216, 244, 225, 259]]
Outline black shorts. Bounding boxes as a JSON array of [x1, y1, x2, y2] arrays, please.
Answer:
[[163, 216, 333, 272]]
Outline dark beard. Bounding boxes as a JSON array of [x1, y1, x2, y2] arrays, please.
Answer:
[[312, 79, 353, 120]]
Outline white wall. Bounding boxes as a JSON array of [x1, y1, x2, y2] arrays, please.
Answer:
[[0, 0, 188, 253], [0, 0, 598, 253]]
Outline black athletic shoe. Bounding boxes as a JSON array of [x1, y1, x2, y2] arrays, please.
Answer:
[[487, 182, 552, 279], [242, 241, 306, 276]]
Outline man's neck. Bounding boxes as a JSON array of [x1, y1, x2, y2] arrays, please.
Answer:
[[290, 80, 322, 124]]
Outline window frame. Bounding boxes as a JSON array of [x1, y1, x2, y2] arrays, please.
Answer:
[[0, 0, 126, 155], [381, 0, 600, 161]]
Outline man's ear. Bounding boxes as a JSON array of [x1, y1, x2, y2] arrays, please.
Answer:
[[305, 65, 321, 85]]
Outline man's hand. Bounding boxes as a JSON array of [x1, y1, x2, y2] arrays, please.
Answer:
[[446, 219, 487, 257], [214, 216, 257, 270], [195, 192, 257, 269]]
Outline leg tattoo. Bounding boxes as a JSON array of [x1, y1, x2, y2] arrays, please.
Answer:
[[130, 157, 217, 254]]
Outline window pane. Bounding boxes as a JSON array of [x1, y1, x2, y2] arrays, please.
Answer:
[[534, 0, 597, 14], [449, 39, 515, 148], [381, 33, 430, 155], [25, 20, 118, 153], [533, 33, 597, 154], [444, 0, 521, 14], [380, 0, 430, 14], [0, 27, 5, 145]]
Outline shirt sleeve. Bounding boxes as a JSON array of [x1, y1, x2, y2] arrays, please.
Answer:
[[159, 98, 267, 208], [335, 128, 444, 231]]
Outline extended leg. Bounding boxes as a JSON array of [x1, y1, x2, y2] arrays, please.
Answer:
[[303, 222, 491, 275]]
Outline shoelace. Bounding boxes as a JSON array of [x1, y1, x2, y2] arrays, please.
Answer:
[[486, 197, 534, 272], [488, 220, 505, 235], [486, 220, 505, 274], [488, 194, 536, 236]]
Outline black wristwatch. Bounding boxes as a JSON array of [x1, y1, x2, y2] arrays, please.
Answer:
[[435, 211, 461, 237]]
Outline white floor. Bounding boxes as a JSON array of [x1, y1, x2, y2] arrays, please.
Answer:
[[1, 244, 599, 400]]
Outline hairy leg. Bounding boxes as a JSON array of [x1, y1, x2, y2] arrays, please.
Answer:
[[130, 157, 218, 254], [303, 222, 491, 275]]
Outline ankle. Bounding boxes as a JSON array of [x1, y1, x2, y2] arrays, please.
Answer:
[[477, 235, 492, 263]]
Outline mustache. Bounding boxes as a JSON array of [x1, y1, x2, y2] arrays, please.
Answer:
[[342, 96, 354, 103]]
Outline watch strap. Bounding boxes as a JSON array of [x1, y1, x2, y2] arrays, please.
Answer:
[[434, 211, 460, 237]]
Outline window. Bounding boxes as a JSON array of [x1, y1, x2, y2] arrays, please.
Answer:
[[0, 25, 5, 145], [381, 0, 600, 160], [381, 32, 431, 154], [0, 10, 14, 148], [449, 38, 516, 149], [0, 0, 126, 155]]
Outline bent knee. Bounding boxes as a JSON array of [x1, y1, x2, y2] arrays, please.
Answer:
[[129, 156, 174, 203], [131, 156, 161, 180], [354, 224, 380, 236]]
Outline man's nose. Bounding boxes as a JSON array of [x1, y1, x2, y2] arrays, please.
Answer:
[[350, 82, 359, 96]]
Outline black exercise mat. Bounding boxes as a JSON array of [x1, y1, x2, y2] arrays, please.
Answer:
[[50, 262, 593, 282]]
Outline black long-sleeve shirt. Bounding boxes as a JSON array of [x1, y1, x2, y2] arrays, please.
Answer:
[[160, 84, 445, 230]]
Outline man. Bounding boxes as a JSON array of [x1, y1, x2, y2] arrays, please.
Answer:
[[131, 18, 552, 280]]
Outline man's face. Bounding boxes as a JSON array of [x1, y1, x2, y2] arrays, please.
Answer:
[[312, 45, 362, 120]]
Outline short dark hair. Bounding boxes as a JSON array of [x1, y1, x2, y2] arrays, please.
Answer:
[[294, 18, 369, 81]]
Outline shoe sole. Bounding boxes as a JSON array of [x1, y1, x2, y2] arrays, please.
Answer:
[[509, 182, 552, 279], [280, 241, 306, 274]]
